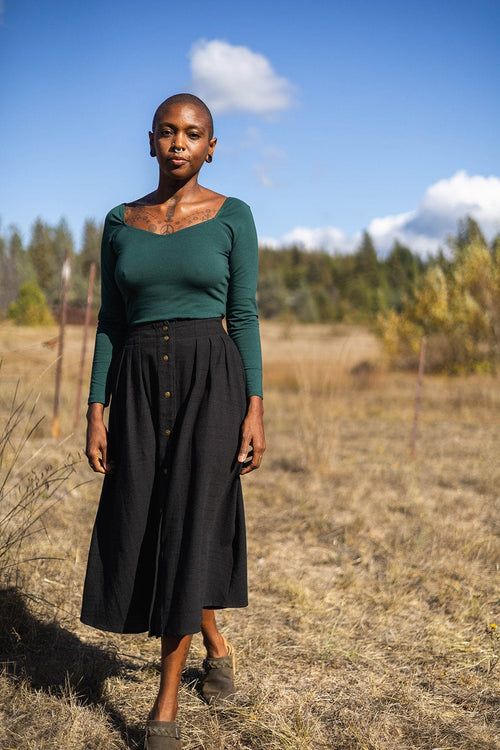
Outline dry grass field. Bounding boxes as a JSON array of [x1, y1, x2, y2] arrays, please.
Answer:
[[0, 319, 499, 750]]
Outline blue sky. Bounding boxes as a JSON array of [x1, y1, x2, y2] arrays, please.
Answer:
[[1, 0, 499, 255]]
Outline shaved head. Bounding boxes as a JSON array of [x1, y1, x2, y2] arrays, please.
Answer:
[[152, 93, 214, 139]]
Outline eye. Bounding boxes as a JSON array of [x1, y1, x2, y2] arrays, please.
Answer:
[[188, 132, 201, 140], [160, 129, 173, 137]]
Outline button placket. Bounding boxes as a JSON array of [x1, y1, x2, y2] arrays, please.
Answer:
[[159, 322, 174, 475]]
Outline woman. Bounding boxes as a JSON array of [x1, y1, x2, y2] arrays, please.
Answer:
[[82, 93, 265, 750]]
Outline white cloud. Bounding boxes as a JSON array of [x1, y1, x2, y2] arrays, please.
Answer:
[[253, 144, 287, 189], [282, 226, 358, 253], [260, 226, 359, 254], [262, 172, 500, 256], [409, 171, 500, 237], [189, 39, 295, 115], [254, 166, 278, 189], [368, 171, 500, 255]]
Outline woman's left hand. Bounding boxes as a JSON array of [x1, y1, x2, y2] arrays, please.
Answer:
[[238, 396, 266, 475]]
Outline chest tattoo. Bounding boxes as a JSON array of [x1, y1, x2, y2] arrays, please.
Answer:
[[125, 204, 219, 235]]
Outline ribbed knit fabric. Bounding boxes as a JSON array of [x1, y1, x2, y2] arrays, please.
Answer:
[[88, 197, 262, 404]]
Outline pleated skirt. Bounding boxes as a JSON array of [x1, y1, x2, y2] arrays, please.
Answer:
[[80, 318, 248, 637]]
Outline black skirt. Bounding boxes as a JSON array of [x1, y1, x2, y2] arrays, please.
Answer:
[[81, 318, 248, 637]]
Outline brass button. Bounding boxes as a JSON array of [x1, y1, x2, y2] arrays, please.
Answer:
[[162, 324, 168, 332], [164, 335, 169, 341], [165, 429, 171, 436], [163, 468, 168, 475], [163, 354, 169, 362], [164, 391, 171, 398]]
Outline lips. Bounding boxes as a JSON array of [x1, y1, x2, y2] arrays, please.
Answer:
[[168, 157, 188, 166]]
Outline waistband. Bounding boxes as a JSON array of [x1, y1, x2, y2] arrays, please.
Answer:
[[126, 317, 225, 341]]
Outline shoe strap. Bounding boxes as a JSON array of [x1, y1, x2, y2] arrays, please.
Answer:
[[146, 722, 180, 739], [203, 655, 234, 670]]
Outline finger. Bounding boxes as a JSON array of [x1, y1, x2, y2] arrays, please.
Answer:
[[88, 454, 106, 474], [238, 435, 251, 464], [241, 452, 263, 475], [251, 451, 262, 469], [101, 442, 108, 472]]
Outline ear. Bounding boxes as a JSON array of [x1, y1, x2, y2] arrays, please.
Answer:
[[206, 136, 217, 163], [149, 131, 156, 158]]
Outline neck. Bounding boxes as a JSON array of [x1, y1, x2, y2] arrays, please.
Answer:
[[154, 173, 203, 204]]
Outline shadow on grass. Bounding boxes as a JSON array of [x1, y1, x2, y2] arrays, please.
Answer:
[[0, 587, 144, 748], [182, 664, 205, 704]]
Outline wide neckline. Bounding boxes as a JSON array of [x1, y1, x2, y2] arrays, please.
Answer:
[[120, 197, 230, 237]]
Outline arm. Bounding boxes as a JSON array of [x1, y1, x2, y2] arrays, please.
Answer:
[[226, 201, 266, 473], [238, 395, 266, 475], [86, 207, 126, 474], [86, 402, 113, 474]]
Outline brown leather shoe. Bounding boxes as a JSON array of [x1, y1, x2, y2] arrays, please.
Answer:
[[200, 638, 236, 704], [144, 720, 181, 749]]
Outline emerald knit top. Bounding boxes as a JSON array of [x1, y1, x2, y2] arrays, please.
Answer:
[[88, 197, 262, 404]]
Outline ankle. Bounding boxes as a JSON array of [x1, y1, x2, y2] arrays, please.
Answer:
[[203, 632, 228, 659], [149, 698, 178, 722]]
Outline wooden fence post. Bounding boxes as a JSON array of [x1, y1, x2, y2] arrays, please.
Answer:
[[51, 251, 71, 438], [410, 336, 427, 457]]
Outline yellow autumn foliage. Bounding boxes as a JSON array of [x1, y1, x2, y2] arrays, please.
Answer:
[[379, 240, 500, 373]]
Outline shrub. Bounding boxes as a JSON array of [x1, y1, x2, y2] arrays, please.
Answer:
[[7, 281, 54, 326]]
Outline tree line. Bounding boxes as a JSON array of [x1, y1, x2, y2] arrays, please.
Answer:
[[0, 215, 426, 324], [0, 218, 102, 323], [1, 214, 499, 372], [258, 230, 425, 323]]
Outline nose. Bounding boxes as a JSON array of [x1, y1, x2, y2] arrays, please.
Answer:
[[172, 132, 186, 150]]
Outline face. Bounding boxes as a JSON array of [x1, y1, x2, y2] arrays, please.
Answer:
[[149, 102, 216, 180]]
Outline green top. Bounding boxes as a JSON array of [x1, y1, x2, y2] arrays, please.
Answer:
[[88, 197, 263, 404]]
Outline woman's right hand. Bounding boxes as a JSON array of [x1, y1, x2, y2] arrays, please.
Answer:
[[86, 403, 114, 474]]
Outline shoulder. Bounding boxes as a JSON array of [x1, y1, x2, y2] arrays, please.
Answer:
[[220, 198, 258, 251], [104, 204, 125, 225], [220, 197, 254, 223], [223, 196, 252, 211], [100, 205, 125, 251], [102, 204, 125, 238]]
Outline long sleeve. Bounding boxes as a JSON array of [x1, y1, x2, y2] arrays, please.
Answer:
[[88, 207, 127, 405], [226, 201, 263, 399]]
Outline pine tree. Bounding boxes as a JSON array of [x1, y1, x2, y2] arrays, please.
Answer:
[[79, 219, 102, 280], [52, 219, 74, 305], [385, 241, 422, 310], [450, 215, 488, 255], [28, 219, 56, 299], [28, 218, 75, 307], [71, 218, 102, 309]]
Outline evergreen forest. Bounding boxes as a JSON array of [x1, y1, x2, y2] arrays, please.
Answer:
[[1, 215, 499, 372]]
